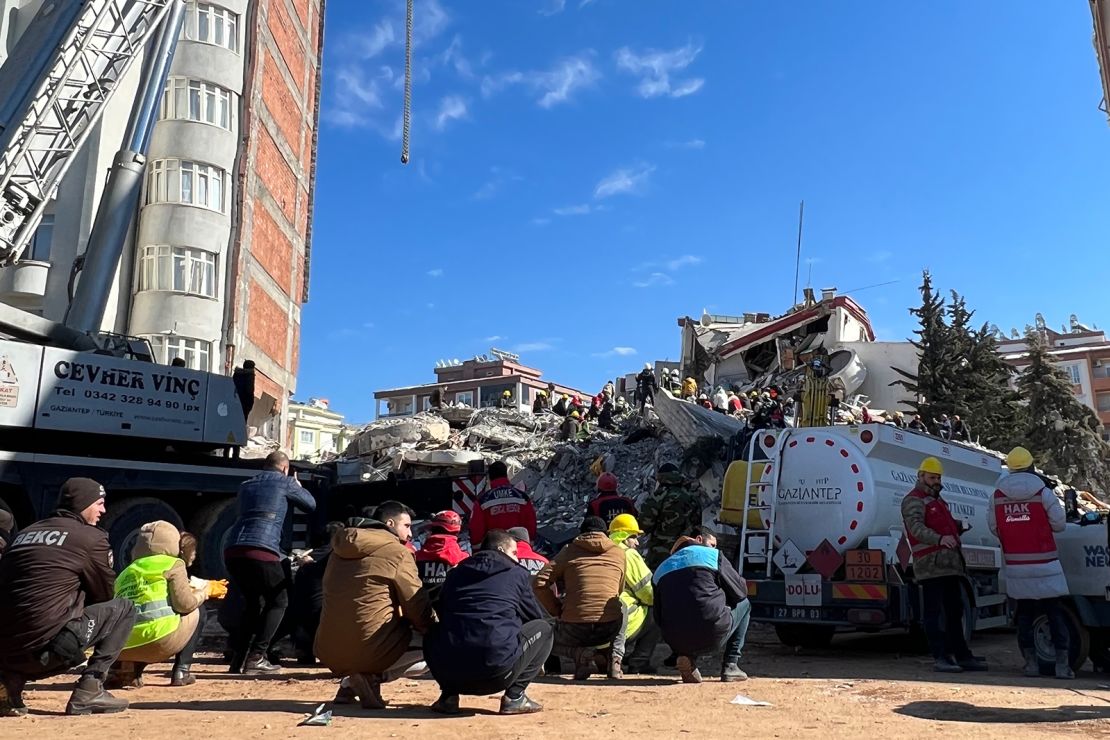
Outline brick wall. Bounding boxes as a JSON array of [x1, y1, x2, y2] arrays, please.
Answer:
[[250, 204, 294, 296], [247, 279, 288, 362]]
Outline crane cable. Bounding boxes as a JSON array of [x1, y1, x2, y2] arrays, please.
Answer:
[[401, 0, 414, 164]]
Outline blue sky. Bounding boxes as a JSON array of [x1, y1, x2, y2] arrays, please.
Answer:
[[299, 0, 1110, 423]]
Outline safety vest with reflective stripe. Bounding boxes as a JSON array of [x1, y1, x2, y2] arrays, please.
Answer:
[[612, 531, 654, 639], [905, 487, 960, 559], [993, 490, 1057, 565], [115, 553, 181, 649]]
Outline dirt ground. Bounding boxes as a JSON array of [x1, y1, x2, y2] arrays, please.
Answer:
[[7, 627, 1110, 739]]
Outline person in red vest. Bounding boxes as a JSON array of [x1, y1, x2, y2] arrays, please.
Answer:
[[415, 511, 469, 605], [468, 461, 537, 548], [901, 456, 988, 674], [988, 447, 1071, 679], [586, 473, 637, 526], [507, 527, 548, 576]]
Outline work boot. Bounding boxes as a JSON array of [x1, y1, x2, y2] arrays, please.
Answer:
[[241, 652, 281, 675], [1021, 649, 1041, 677], [170, 663, 196, 687], [0, 672, 27, 717], [957, 656, 988, 672], [346, 673, 386, 710], [65, 675, 129, 715], [572, 648, 595, 681], [430, 693, 461, 715], [1055, 652, 1076, 680], [608, 656, 623, 680], [332, 678, 356, 705], [676, 656, 702, 684], [933, 658, 963, 673], [499, 692, 543, 715], [721, 662, 748, 682], [105, 662, 145, 690]]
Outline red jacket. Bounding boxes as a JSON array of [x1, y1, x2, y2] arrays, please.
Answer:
[[414, 534, 469, 589], [993, 490, 1057, 566], [468, 478, 537, 547], [905, 486, 960, 559], [515, 541, 549, 576], [587, 493, 638, 525]]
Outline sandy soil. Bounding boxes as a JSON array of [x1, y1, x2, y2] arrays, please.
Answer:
[[7, 628, 1110, 739]]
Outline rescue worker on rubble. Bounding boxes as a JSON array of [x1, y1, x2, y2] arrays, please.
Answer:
[[682, 376, 698, 400], [654, 526, 750, 683], [908, 414, 928, 433], [640, 463, 704, 570], [727, 391, 745, 416], [935, 414, 952, 440], [508, 527, 549, 576], [989, 447, 1072, 679], [469, 461, 537, 548], [560, 411, 582, 442], [415, 511, 469, 606], [598, 392, 616, 431], [950, 415, 971, 443], [901, 457, 987, 673], [317, 502, 434, 709], [0, 478, 138, 716], [532, 390, 550, 415], [713, 387, 729, 415], [587, 472, 638, 525], [426, 529, 552, 715], [636, 364, 658, 411], [608, 515, 660, 675], [107, 521, 210, 689], [697, 393, 712, 409], [553, 393, 570, 417], [499, 390, 514, 409], [533, 516, 626, 680]]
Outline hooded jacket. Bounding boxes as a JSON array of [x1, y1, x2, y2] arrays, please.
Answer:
[[653, 544, 746, 656], [315, 521, 434, 676], [533, 532, 626, 623], [425, 549, 548, 683], [987, 471, 1067, 600]]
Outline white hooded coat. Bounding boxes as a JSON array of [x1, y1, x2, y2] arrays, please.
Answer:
[[987, 471, 1068, 600]]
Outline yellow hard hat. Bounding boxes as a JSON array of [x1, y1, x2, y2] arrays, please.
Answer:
[[918, 457, 944, 476], [538, 390, 547, 396], [609, 513, 643, 535], [502, 390, 511, 397], [570, 411, 580, 419], [561, 394, 569, 400], [1007, 446, 1034, 471]]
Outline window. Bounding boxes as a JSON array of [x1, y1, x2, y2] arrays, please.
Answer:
[[299, 429, 315, 446], [146, 159, 226, 212], [144, 335, 212, 372], [1094, 363, 1110, 380], [1066, 364, 1082, 385], [138, 246, 217, 297], [28, 214, 53, 261], [1098, 394, 1110, 413], [161, 78, 236, 130], [184, 2, 239, 52], [454, 390, 474, 407]]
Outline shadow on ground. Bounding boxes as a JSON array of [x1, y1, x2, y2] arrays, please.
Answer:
[[894, 700, 1110, 724]]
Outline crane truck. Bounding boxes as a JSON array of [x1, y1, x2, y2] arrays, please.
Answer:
[[0, 0, 323, 578]]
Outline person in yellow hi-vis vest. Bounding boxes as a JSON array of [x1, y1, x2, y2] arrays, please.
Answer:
[[107, 521, 210, 688], [608, 515, 661, 677]]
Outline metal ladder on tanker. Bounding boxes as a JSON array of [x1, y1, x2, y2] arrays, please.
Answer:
[[737, 429, 789, 577]]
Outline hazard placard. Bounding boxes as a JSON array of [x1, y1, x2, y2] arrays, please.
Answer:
[[806, 539, 844, 580], [773, 539, 805, 576]]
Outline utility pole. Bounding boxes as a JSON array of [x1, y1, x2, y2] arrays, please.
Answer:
[[792, 200, 805, 307]]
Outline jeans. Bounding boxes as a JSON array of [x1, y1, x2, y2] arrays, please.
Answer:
[[552, 620, 622, 658], [722, 599, 752, 664], [435, 620, 553, 699], [1016, 597, 1070, 653], [226, 557, 290, 655], [920, 576, 973, 661]]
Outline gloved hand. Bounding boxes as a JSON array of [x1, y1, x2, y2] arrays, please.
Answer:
[[207, 579, 229, 599]]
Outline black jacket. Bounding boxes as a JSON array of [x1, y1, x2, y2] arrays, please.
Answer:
[[0, 510, 116, 656], [636, 369, 658, 394], [425, 550, 547, 681], [653, 544, 747, 656]]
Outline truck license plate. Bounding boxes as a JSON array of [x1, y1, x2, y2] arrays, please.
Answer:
[[773, 607, 823, 620]]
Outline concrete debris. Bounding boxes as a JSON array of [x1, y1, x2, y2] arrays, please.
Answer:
[[239, 434, 281, 460], [344, 413, 451, 457]]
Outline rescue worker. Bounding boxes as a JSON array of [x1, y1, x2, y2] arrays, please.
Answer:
[[697, 394, 712, 409], [727, 392, 745, 416], [553, 394, 570, 417], [951, 415, 971, 443], [532, 390, 550, 415], [988, 447, 1071, 679], [317, 502, 434, 709], [508, 527, 549, 576], [499, 390, 514, 409], [640, 463, 704, 569], [0, 478, 137, 716], [608, 515, 660, 676], [587, 472, 638, 525], [636, 364, 658, 411], [598, 393, 616, 431], [569, 394, 586, 417], [108, 521, 209, 689], [901, 457, 987, 673], [936, 414, 952, 440], [414, 510, 469, 606], [224, 451, 316, 675], [654, 526, 750, 683], [560, 411, 581, 442], [533, 517, 626, 680], [468, 461, 537, 547], [908, 414, 928, 433], [713, 387, 729, 415], [425, 530, 552, 715]]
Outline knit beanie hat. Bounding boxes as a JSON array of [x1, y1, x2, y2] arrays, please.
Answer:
[[59, 477, 106, 514]]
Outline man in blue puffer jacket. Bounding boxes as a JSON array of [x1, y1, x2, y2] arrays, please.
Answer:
[[224, 451, 316, 675]]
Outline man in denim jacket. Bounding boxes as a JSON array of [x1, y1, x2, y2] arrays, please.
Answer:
[[224, 451, 316, 674]]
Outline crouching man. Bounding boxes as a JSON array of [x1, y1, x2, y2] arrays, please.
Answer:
[[0, 479, 137, 716], [425, 530, 552, 715], [654, 526, 751, 683], [316, 502, 433, 709]]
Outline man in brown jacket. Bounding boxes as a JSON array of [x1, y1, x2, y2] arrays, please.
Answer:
[[316, 502, 434, 709], [533, 516, 626, 680]]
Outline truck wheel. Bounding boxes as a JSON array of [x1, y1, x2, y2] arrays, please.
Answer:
[[775, 624, 835, 649], [100, 497, 183, 572], [189, 499, 237, 580], [1033, 605, 1090, 673]]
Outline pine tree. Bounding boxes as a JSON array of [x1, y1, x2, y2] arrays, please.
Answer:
[[893, 271, 959, 425], [1016, 329, 1110, 492]]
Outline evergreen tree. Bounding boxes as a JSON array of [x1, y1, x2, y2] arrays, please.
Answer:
[[893, 271, 958, 426], [1017, 329, 1110, 492]]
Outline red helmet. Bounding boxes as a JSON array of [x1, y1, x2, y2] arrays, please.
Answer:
[[428, 510, 462, 534], [596, 472, 619, 492]]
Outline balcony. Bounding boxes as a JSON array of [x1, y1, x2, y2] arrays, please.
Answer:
[[0, 260, 48, 310]]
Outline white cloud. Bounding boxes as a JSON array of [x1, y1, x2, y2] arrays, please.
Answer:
[[594, 163, 655, 199], [485, 335, 504, 342], [615, 42, 705, 98], [579, 0, 598, 6], [553, 203, 593, 216], [481, 54, 599, 108], [666, 255, 702, 271], [539, 0, 566, 15], [593, 346, 637, 357], [513, 341, 555, 353], [666, 138, 705, 149], [427, 268, 444, 278], [436, 35, 473, 79], [434, 95, 468, 130], [633, 272, 674, 288]]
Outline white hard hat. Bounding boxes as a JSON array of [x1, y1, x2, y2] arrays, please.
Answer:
[[644, 362, 651, 370]]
